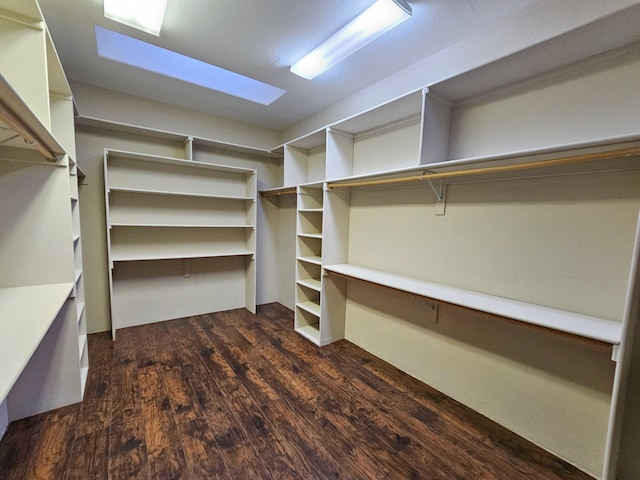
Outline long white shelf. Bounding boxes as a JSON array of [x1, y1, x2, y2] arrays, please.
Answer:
[[110, 223, 255, 229], [111, 250, 254, 263], [0, 283, 74, 401], [298, 232, 323, 239], [106, 149, 256, 174], [108, 186, 254, 201], [323, 264, 623, 346]]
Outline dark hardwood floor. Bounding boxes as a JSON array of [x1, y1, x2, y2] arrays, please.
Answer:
[[0, 303, 594, 479]]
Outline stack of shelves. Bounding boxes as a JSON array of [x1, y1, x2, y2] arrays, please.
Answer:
[[0, 0, 87, 432], [295, 185, 324, 344], [104, 149, 257, 335]]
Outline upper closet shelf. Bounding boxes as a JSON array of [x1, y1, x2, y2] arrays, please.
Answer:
[[0, 282, 74, 401], [105, 149, 256, 174], [108, 186, 254, 201], [324, 264, 623, 347], [327, 141, 640, 190], [0, 73, 65, 164]]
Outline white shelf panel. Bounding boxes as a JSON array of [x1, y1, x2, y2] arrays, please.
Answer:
[[112, 250, 254, 263], [108, 186, 254, 201], [110, 223, 254, 229], [295, 325, 321, 345], [297, 278, 321, 292], [106, 149, 256, 174], [324, 264, 623, 345], [297, 256, 322, 266], [0, 283, 74, 401], [298, 208, 324, 213], [297, 300, 321, 318], [298, 233, 322, 239]]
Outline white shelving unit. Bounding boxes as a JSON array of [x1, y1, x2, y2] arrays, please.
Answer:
[[0, 0, 88, 436], [104, 149, 257, 335], [294, 184, 325, 344], [260, 38, 640, 479]]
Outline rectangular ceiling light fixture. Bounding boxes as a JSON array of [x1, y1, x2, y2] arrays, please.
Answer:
[[290, 0, 412, 80], [95, 27, 286, 105], [104, 0, 168, 36]]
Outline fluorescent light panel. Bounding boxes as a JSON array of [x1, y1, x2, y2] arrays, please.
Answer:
[[104, 0, 168, 36], [95, 27, 286, 105], [291, 0, 412, 79]]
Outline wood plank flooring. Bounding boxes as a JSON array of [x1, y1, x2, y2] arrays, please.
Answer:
[[0, 303, 595, 479]]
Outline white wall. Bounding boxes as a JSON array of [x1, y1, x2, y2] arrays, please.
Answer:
[[343, 169, 640, 476], [72, 83, 280, 151]]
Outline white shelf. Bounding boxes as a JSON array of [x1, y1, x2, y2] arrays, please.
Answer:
[[295, 324, 321, 345], [297, 256, 322, 266], [297, 278, 321, 292], [297, 301, 321, 318], [324, 264, 623, 345], [298, 233, 322, 239], [105, 149, 256, 174], [110, 223, 254, 229], [108, 186, 254, 201], [298, 208, 323, 213], [0, 283, 74, 401], [111, 250, 254, 263]]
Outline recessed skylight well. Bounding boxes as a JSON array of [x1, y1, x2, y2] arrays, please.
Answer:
[[104, 0, 168, 36], [291, 0, 412, 79], [95, 27, 286, 106]]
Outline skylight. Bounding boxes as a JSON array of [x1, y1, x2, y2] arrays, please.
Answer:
[[104, 0, 168, 36], [95, 26, 286, 106]]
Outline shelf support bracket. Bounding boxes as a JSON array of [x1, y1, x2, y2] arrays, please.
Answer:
[[425, 179, 447, 215]]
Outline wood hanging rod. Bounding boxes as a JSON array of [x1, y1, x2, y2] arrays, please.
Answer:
[[260, 187, 297, 197], [328, 146, 640, 189]]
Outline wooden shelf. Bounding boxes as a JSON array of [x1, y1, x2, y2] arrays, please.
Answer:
[[324, 264, 623, 346], [0, 283, 74, 400]]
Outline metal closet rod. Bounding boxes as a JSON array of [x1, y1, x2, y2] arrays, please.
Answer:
[[327, 146, 640, 189]]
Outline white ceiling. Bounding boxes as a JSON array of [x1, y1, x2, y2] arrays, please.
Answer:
[[39, 0, 541, 131]]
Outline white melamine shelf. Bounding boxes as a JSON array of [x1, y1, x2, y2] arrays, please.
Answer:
[[106, 149, 256, 174], [0, 283, 74, 401], [298, 208, 323, 213], [297, 301, 321, 318], [110, 223, 254, 229], [297, 278, 321, 292], [297, 256, 322, 266], [324, 264, 623, 345], [108, 186, 254, 202], [295, 324, 321, 344], [111, 250, 254, 263], [298, 233, 323, 239]]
